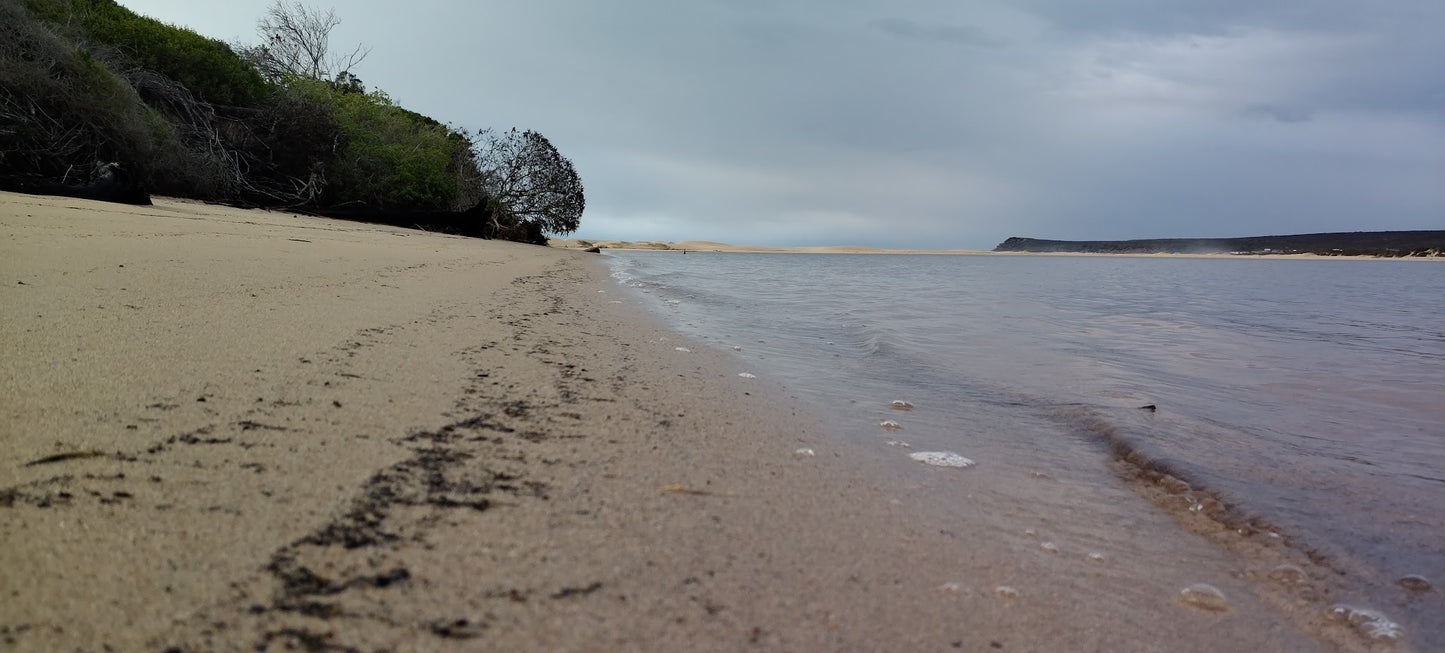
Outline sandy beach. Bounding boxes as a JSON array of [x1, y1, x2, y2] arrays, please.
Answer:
[[1, 193, 1358, 651]]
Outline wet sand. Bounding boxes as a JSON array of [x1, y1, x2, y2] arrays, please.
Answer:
[[0, 193, 1347, 651]]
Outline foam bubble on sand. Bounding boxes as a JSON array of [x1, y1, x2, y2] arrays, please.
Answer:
[[885, 439, 911, 448], [909, 451, 975, 468], [674, 347, 691, 352], [938, 582, 964, 593], [889, 400, 914, 411], [732, 345, 742, 351], [1396, 574, 1432, 591], [994, 586, 1020, 599], [879, 420, 902, 431], [1328, 605, 1404, 641], [1039, 542, 1059, 554], [738, 372, 756, 378], [1267, 564, 1307, 585], [1177, 583, 1231, 612], [1087, 552, 1108, 564], [794, 448, 815, 457]]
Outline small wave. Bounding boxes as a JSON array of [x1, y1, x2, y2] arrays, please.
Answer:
[[1059, 406, 1295, 545]]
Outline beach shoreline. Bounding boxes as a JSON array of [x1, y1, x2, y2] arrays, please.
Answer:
[[1, 193, 1354, 651], [553, 237, 1443, 260]]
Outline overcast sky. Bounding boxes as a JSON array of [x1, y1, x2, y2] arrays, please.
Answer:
[[120, 0, 1443, 248]]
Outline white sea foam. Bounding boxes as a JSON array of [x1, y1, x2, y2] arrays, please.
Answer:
[[889, 400, 914, 411], [879, 420, 902, 431], [1328, 605, 1404, 641], [674, 347, 691, 352], [738, 372, 756, 378], [909, 451, 975, 468]]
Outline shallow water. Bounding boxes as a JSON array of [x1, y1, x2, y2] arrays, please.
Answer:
[[606, 251, 1445, 648]]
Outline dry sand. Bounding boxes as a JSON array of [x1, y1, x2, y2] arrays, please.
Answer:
[[0, 193, 1353, 651]]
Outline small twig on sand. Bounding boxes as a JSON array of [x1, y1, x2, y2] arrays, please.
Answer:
[[660, 483, 733, 497], [23, 450, 106, 467]]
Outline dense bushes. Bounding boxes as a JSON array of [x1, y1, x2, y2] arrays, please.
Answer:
[[22, 0, 268, 106], [325, 85, 462, 210], [0, 1, 195, 188], [0, 0, 585, 242]]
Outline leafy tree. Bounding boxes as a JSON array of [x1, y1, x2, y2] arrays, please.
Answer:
[[474, 128, 585, 237]]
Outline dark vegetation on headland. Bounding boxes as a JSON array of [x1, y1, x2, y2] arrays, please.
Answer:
[[993, 231, 1445, 258], [0, 0, 581, 245]]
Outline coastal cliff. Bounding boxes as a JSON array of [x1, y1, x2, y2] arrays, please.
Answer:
[[993, 231, 1445, 257]]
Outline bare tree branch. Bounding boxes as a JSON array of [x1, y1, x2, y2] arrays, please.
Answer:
[[238, 1, 369, 83]]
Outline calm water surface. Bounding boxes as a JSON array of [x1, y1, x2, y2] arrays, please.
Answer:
[[606, 252, 1444, 647]]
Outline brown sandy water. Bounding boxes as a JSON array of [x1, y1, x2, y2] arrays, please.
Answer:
[[609, 250, 1444, 651]]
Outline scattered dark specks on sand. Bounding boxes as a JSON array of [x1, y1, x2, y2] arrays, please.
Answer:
[[431, 618, 486, 639]]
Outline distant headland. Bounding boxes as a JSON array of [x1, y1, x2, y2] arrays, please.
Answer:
[[993, 231, 1445, 257]]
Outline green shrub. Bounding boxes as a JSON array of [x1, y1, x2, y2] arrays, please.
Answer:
[[23, 0, 269, 106], [324, 88, 462, 210]]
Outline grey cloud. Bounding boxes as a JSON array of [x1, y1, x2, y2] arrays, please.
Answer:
[[870, 17, 1005, 48], [1241, 105, 1311, 124]]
